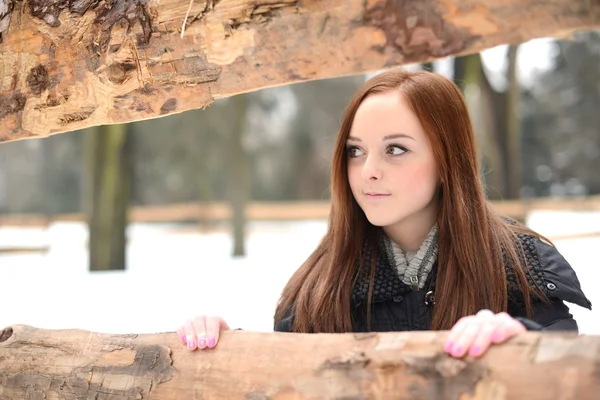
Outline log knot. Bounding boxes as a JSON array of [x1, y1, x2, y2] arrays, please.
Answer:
[[0, 92, 26, 119], [363, 0, 471, 61], [27, 65, 51, 96], [0, 327, 13, 343], [159, 98, 177, 115], [321, 351, 371, 371], [107, 62, 136, 84], [93, 0, 152, 53], [401, 352, 487, 399]]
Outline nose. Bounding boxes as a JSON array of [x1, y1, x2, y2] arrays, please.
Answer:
[[361, 154, 382, 181]]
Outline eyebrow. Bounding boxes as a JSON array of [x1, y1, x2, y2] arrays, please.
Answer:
[[347, 133, 415, 142]]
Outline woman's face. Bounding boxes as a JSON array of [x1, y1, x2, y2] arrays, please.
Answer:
[[347, 90, 440, 235]]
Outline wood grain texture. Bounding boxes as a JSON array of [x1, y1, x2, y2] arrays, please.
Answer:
[[1, 0, 600, 142], [0, 324, 599, 399]]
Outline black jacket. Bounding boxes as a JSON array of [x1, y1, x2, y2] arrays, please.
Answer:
[[275, 232, 592, 332]]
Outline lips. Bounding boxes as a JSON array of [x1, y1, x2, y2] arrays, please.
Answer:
[[363, 192, 391, 199]]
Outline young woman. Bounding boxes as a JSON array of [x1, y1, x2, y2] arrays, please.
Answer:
[[176, 70, 591, 359]]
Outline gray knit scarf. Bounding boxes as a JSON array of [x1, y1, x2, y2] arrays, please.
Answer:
[[382, 225, 439, 291]]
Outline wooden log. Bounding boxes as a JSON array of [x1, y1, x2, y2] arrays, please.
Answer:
[[0, 324, 599, 399], [2, 196, 600, 227], [0, 246, 48, 254], [1, 0, 599, 142]]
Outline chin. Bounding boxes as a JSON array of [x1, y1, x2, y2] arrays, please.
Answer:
[[363, 212, 402, 228]]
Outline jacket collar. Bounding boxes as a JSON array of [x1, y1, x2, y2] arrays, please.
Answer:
[[351, 233, 438, 307]]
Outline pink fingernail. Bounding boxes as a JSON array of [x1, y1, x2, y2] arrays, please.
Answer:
[[188, 340, 195, 349], [444, 341, 453, 352], [451, 346, 463, 356], [199, 338, 206, 347], [181, 336, 187, 345], [470, 346, 480, 356], [208, 337, 216, 348], [491, 332, 501, 342]]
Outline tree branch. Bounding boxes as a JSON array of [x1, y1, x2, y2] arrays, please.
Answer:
[[0, 324, 599, 399], [1, 0, 599, 142]]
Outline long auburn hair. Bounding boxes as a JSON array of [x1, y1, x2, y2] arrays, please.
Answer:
[[274, 69, 545, 332]]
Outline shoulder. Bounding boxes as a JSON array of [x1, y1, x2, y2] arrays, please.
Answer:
[[512, 231, 591, 310]]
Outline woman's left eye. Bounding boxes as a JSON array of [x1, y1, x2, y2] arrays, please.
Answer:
[[387, 144, 407, 155]]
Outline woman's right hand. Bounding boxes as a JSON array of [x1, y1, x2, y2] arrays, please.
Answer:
[[176, 315, 231, 351]]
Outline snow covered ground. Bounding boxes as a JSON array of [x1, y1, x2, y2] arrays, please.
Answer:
[[0, 211, 597, 336]]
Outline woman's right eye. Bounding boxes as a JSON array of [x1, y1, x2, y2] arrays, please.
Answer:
[[346, 146, 364, 157]]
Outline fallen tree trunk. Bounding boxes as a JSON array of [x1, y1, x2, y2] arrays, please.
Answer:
[[0, 325, 598, 399], [2, 195, 600, 227], [1, 0, 599, 142]]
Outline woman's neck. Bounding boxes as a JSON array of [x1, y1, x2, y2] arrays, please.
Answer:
[[383, 208, 437, 253]]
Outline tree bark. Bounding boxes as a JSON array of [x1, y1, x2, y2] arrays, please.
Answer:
[[478, 57, 509, 198], [226, 94, 250, 257], [453, 55, 471, 93], [476, 44, 522, 201], [455, 54, 505, 200], [505, 44, 522, 199], [1, 0, 599, 142], [84, 123, 132, 271], [0, 324, 599, 399]]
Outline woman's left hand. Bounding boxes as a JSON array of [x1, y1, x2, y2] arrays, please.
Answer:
[[443, 309, 526, 358]]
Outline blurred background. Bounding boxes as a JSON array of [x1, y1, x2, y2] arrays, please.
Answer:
[[0, 33, 598, 336]]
